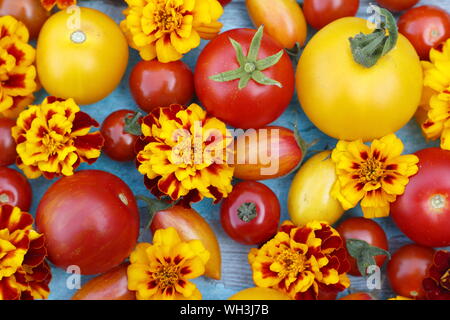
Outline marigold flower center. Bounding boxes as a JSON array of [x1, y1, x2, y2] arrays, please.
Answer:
[[359, 158, 384, 183], [155, 264, 179, 289], [155, 6, 183, 33], [276, 249, 306, 278], [441, 269, 450, 291], [42, 133, 68, 156]]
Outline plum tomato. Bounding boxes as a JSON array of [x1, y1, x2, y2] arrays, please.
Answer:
[[36, 170, 140, 275], [303, 0, 359, 30], [376, 0, 419, 12], [101, 110, 139, 162], [0, 117, 17, 167], [0, 167, 32, 211], [220, 181, 280, 245]]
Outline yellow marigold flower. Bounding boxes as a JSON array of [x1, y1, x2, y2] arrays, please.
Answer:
[[0, 204, 51, 300], [388, 296, 413, 300], [121, 0, 223, 63], [127, 227, 209, 300], [248, 220, 351, 300], [40, 0, 77, 11], [136, 103, 234, 206], [11, 96, 104, 180], [331, 134, 419, 218]]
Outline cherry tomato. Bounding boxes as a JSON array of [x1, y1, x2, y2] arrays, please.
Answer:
[[0, 0, 49, 39], [303, 0, 360, 30], [195, 28, 294, 129], [336, 217, 389, 276], [220, 181, 280, 245], [0, 118, 17, 167], [387, 244, 435, 299], [398, 5, 450, 60], [0, 167, 32, 212], [129, 60, 194, 113], [339, 292, 375, 300], [376, 0, 419, 12], [391, 148, 450, 247], [36, 170, 140, 275], [100, 110, 138, 162]]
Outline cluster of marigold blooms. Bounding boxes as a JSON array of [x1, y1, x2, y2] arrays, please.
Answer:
[[0, 0, 449, 300]]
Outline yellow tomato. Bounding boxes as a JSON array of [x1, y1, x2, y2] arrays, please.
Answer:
[[246, 0, 307, 49], [288, 151, 344, 226], [228, 287, 291, 300], [36, 7, 128, 105], [296, 17, 423, 141]]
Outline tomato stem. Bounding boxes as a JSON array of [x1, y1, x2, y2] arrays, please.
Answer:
[[0, 193, 9, 204], [71, 30, 86, 44], [237, 202, 257, 222], [136, 195, 176, 230], [124, 111, 143, 136], [346, 238, 391, 276]]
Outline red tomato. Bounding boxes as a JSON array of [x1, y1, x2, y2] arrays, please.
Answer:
[[0, 167, 32, 211], [387, 244, 435, 299], [376, 0, 419, 12], [303, 0, 360, 30], [220, 181, 280, 245], [0, 118, 17, 167], [336, 217, 389, 276], [129, 60, 194, 113], [195, 28, 294, 129], [101, 110, 138, 162], [398, 5, 450, 60], [218, 0, 232, 6], [36, 170, 140, 275], [391, 148, 450, 247], [339, 292, 375, 300]]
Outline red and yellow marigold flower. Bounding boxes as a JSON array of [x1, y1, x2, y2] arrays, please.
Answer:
[[40, 0, 77, 11], [0, 204, 51, 300], [423, 250, 450, 300], [11, 96, 104, 180], [136, 103, 234, 206], [0, 16, 37, 119], [331, 134, 419, 218], [248, 220, 350, 300], [121, 0, 224, 63], [127, 227, 209, 300]]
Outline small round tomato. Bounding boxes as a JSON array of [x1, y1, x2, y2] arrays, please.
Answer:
[[339, 292, 375, 300], [220, 181, 280, 245], [195, 27, 294, 129], [336, 217, 389, 276], [101, 110, 138, 162], [129, 60, 194, 113], [36, 170, 140, 275], [398, 6, 450, 60], [0, 167, 32, 211], [376, 0, 419, 12], [228, 287, 291, 300], [0, 0, 49, 39], [303, 0, 359, 30], [0, 118, 17, 167], [391, 148, 450, 247], [387, 244, 435, 299]]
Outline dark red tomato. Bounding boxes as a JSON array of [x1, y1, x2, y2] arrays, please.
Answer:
[[36, 170, 140, 275], [398, 6, 450, 60], [303, 0, 359, 30], [0, 167, 32, 211], [218, 0, 232, 6], [376, 0, 419, 12], [387, 244, 435, 299], [220, 181, 280, 245], [0, 0, 50, 39], [195, 28, 294, 129], [129, 60, 194, 113], [101, 110, 138, 162], [0, 118, 17, 167], [391, 148, 450, 247], [336, 217, 389, 276]]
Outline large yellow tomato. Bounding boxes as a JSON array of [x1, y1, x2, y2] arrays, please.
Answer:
[[288, 151, 344, 226], [296, 17, 423, 141], [228, 287, 291, 300], [36, 7, 128, 105]]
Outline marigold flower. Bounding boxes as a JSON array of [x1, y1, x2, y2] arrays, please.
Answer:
[[388, 296, 413, 300], [127, 227, 209, 300], [11, 96, 104, 179], [0, 204, 51, 300], [423, 250, 450, 300], [121, 0, 223, 63], [248, 220, 350, 300], [0, 16, 37, 119], [331, 134, 419, 218], [136, 103, 234, 206], [40, 0, 77, 11]]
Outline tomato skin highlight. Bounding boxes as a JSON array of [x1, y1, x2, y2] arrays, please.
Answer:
[[376, 0, 419, 12], [0, 167, 32, 212], [303, 0, 359, 30], [391, 148, 450, 247], [36, 170, 140, 275], [0, 118, 17, 167]]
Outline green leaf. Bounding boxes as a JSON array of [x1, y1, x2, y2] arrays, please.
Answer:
[[136, 195, 175, 229], [248, 25, 264, 62], [255, 50, 284, 70], [124, 112, 143, 136], [209, 67, 245, 82], [251, 70, 282, 88], [229, 37, 246, 66], [346, 238, 391, 276], [238, 73, 252, 89]]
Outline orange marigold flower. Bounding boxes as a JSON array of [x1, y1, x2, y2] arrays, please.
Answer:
[[0, 204, 51, 300], [248, 220, 351, 300], [11, 96, 104, 180], [136, 103, 234, 206], [331, 134, 419, 218], [121, 0, 223, 63], [423, 250, 450, 300], [127, 227, 209, 300], [40, 0, 77, 11]]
